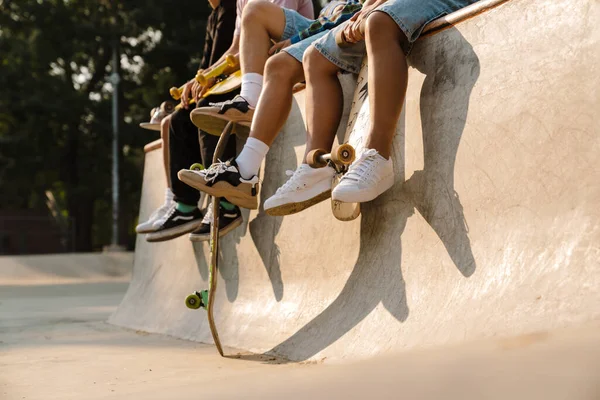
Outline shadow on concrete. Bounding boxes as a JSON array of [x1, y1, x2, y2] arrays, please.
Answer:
[[247, 100, 308, 302], [265, 27, 479, 362]]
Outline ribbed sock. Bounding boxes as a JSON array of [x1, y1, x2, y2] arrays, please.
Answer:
[[235, 137, 270, 179], [240, 73, 263, 107], [176, 202, 196, 213]]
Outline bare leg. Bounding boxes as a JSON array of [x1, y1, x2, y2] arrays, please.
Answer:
[[160, 115, 172, 187], [364, 12, 409, 159], [240, 1, 287, 74], [302, 46, 344, 162], [250, 53, 304, 146]]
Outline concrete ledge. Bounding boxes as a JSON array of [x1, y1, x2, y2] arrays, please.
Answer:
[[112, 0, 599, 362]]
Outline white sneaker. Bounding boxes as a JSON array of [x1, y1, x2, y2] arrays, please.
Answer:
[[265, 164, 335, 216], [136, 189, 175, 233], [332, 149, 394, 203]]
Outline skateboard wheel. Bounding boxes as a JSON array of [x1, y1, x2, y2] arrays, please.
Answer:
[[331, 144, 355, 166], [185, 293, 203, 309], [160, 101, 175, 114], [196, 73, 208, 86], [190, 163, 205, 171], [169, 87, 181, 100], [149, 107, 158, 119], [307, 149, 328, 168]]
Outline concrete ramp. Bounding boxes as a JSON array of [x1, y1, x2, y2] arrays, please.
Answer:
[[110, 0, 600, 362]]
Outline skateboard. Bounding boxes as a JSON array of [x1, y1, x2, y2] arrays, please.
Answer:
[[139, 101, 175, 131], [173, 71, 242, 111], [184, 121, 248, 357], [170, 54, 240, 101], [307, 57, 370, 221]]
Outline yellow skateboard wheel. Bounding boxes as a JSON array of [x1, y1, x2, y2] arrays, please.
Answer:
[[331, 143, 355, 166], [190, 163, 205, 171], [307, 148, 328, 168]]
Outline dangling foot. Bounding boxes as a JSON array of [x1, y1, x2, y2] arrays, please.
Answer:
[[188, 201, 243, 242], [135, 189, 175, 233], [332, 149, 394, 203], [178, 159, 260, 210], [146, 206, 204, 242], [264, 164, 336, 216]]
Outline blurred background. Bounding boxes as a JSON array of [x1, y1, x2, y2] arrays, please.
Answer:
[[0, 0, 219, 254]]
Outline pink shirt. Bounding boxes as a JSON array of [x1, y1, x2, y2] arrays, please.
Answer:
[[234, 0, 315, 36]]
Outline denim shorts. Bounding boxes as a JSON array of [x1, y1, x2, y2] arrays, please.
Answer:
[[313, 0, 480, 74], [280, 8, 328, 63]]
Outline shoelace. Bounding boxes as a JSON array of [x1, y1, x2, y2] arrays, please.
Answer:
[[343, 149, 380, 184], [209, 95, 246, 108], [203, 160, 230, 183], [201, 201, 214, 224], [276, 169, 306, 194]]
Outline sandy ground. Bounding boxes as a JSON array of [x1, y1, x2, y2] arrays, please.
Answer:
[[1, 280, 599, 400]]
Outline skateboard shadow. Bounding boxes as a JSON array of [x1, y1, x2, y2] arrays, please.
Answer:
[[264, 28, 479, 362]]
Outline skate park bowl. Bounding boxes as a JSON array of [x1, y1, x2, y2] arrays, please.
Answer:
[[110, 0, 600, 362]]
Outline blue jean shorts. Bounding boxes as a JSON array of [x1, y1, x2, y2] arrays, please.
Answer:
[[280, 8, 328, 62], [313, 0, 480, 74]]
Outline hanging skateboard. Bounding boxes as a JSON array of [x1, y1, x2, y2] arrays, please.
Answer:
[[184, 121, 249, 357], [307, 57, 370, 221]]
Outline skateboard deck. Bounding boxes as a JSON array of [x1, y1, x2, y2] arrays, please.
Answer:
[[332, 57, 370, 221], [203, 70, 241, 97], [307, 57, 369, 221], [185, 121, 242, 357]]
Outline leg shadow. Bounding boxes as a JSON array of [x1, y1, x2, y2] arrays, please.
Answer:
[[405, 28, 480, 277], [248, 99, 308, 301]]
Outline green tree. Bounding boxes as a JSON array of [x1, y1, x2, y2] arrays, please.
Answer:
[[0, 0, 211, 251]]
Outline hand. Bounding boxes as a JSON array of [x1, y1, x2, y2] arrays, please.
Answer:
[[190, 80, 203, 103], [342, 0, 386, 44], [268, 39, 291, 56], [341, 13, 364, 44], [180, 79, 195, 110]]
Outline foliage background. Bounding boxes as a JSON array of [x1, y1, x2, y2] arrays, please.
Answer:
[[0, 0, 212, 251]]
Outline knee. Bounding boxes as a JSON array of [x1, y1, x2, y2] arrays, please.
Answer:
[[303, 45, 338, 77], [264, 53, 300, 83], [242, 0, 270, 26], [365, 12, 402, 43]]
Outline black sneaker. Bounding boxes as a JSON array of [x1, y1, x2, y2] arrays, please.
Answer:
[[190, 95, 254, 125], [146, 207, 204, 242], [177, 158, 259, 210], [189, 201, 243, 242]]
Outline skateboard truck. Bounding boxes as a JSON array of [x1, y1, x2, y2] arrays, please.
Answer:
[[307, 143, 356, 171], [185, 290, 209, 310]]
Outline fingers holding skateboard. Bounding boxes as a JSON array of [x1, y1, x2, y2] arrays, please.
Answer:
[[180, 80, 194, 109]]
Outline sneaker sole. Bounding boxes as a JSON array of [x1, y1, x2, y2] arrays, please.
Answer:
[[190, 111, 251, 137], [188, 216, 243, 242], [265, 190, 331, 217], [146, 219, 204, 243], [136, 226, 158, 234], [178, 171, 258, 210]]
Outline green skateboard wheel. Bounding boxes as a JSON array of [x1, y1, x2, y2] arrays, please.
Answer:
[[185, 293, 202, 309], [190, 163, 205, 171]]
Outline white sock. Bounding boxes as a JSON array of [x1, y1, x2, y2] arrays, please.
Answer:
[[240, 73, 263, 108], [236, 137, 269, 179]]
